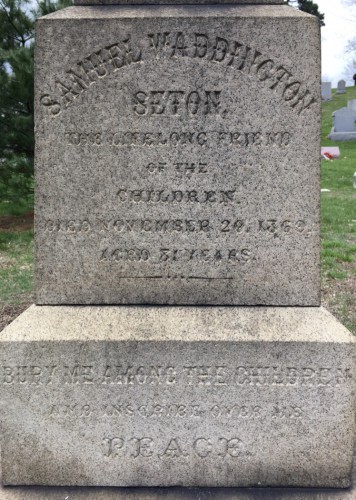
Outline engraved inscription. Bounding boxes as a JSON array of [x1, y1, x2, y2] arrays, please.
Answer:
[[100, 248, 150, 263], [147, 32, 316, 115], [99, 246, 252, 266], [101, 436, 249, 459], [145, 162, 209, 176], [44, 219, 91, 233], [97, 219, 212, 234], [49, 404, 94, 418], [47, 402, 304, 421], [132, 90, 224, 117], [108, 130, 208, 147], [116, 189, 236, 204], [63, 365, 95, 384], [2, 364, 351, 386], [41, 32, 317, 116], [157, 248, 252, 263], [41, 219, 310, 236], [1, 365, 57, 385], [40, 35, 142, 115], [174, 162, 208, 176], [64, 130, 292, 148]]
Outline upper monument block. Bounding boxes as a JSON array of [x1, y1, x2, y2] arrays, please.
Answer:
[[35, 4, 320, 306], [74, 0, 284, 5]]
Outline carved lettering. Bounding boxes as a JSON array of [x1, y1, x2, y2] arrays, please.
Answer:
[[47, 401, 307, 421], [2, 364, 351, 388], [158, 248, 252, 263], [98, 219, 212, 234], [116, 189, 236, 204], [41, 32, 316, 116], [42, 218, 309, 236], [233, 366, 352, 387], [132, 90, 222, 117], [64, 129, 292, 148], [41, 35, 142, 114], [100, 248, 150, 262], [101, 365, 176, 385], [63, 365, 94, 384], [102, 436, 247, 459], [145, 32, 316, 115], [44, 219, 91, 233], [2, 365, 57, 385], [272, 405, 303, 419], [131, 437, 154, 458], [183, 366, 228, 386]]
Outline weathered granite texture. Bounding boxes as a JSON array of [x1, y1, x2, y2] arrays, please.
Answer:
[[35, 5, 321, 305], [75, 1, 284, 5], [1, 465, 356, 500], [1, 305, 355, 487]]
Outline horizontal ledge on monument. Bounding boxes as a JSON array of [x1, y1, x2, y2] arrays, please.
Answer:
[[73, 0, 285, 5], [39, 5, 318, 20], [1, 305, 354, 344]]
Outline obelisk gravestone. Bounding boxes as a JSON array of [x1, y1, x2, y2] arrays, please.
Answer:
[[1, 0, 355, 488]]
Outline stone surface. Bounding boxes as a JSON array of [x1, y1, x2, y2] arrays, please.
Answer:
[[1, 305, 355, 487], [1, 454, 356, 500], [321, 81, 332, 101], [332, 107, 356, 133], [328, 132, 356, 142], [2, 0, 355, 493], [348, 99, 356, 112], [329, 107, 356, 141], [75, 0, 284, 5], [336, 79, 346, 94], [35, 5, 321, 306]]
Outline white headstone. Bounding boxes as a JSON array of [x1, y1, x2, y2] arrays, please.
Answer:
[[348, 99, 356, 112], [321, 82, 332, 101], [336, 79, 346, 94], [332, 107, 356, 133]]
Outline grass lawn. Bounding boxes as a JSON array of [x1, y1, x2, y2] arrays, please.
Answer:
[[0, 89, 355, 333], [320, 86, 356, 334], [0, 208, 33, 330]]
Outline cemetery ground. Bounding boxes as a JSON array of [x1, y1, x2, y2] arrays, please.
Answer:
[[0, 89, 355, 333], [321, 85, 356, 334]]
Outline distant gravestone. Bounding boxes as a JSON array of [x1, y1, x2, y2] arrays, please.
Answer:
[[329, 107, 356, 141], [321, 82, 332, 101], [348, 99, 356, 112], [333, 108, 356, 132], [336, 79, 346, 94]]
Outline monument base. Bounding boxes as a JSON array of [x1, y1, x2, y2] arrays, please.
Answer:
[[328, 131, 356, 141], [0, 305, 355, 488]]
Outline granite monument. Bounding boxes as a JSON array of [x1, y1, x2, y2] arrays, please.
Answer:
[[1, 0, 355, 489]]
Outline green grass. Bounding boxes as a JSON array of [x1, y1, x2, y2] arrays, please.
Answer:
[[0, 188, 34, 305], [320, 86, 356, 333], [0, 197, 33, 217], [0, 231, 34, 304], [320, 86, 356, 275]]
